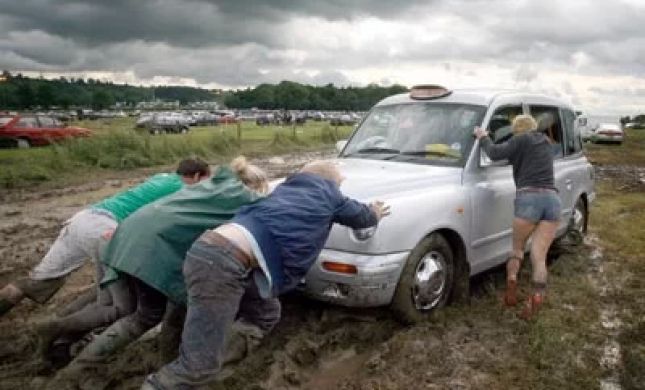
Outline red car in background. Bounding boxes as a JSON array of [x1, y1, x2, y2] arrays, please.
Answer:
[[215, 114, 239, 124], [0, 114, 92, 148]]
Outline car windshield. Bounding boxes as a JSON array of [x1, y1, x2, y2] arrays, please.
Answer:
[[341, 102, 486, 166]]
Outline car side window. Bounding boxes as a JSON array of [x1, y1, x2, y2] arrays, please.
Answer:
[[38, 116, 55, 128], [562, 109, 582, 155], [480, 105, 523, 166], [16, 116, 39, 128], [528, 105, 564, 159]]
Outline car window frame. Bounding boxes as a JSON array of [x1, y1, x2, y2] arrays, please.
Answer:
[[479, 104, 524, 168], [561, 107, 583, 157], [527, 104, 566, 160]]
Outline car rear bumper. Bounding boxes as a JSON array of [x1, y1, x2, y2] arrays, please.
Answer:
[[301, 248, 410, 307]]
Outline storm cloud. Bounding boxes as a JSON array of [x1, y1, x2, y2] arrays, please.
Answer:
[[1, 0, 644, 113]]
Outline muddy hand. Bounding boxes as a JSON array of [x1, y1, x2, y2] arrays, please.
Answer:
[[101, 228, 115, 240], [371, 201, 391, 220], [473, 126, 489, 140]]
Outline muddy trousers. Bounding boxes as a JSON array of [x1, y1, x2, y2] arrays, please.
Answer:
[[71, 276, 166, 364], [145, 240, 264, 389]]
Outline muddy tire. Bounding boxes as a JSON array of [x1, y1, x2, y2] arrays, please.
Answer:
[[570, 197, 588, 235], [390, 233, 454, 324]]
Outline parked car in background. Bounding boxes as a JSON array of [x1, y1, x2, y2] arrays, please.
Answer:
[[588, 123, 624, 144], [256, 113, 279, 126], [329, 114, 357, 126], [135, 112, 191, 135], [300, 85, 595, 323], [0, 114, 91, 148]]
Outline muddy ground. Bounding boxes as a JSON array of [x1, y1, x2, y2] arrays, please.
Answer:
[[0, 152, 641, 390]]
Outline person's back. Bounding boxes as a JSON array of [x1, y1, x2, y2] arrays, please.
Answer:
[[506, 132, 555, 190], [102, 165, 263, 304], [231, 163, 383, 297]]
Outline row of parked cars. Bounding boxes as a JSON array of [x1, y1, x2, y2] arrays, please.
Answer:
[[135, 110, 238, 134]]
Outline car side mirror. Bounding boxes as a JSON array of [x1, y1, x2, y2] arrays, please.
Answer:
[[336, 140, 347, 152]]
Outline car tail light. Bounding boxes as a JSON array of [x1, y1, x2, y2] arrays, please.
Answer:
[[322, 261, 358, 275]]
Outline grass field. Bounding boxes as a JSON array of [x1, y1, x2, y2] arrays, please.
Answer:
[[0, 118, 354, 189]]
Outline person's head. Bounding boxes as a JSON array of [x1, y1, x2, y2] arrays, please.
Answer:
[[230, 156, 269, 194], [176, 158, 211, 184], [511, 114, 538, 134], [300, 160, 344, 186]]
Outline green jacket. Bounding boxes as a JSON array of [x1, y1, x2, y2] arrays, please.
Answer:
[[100, 166, 262, 304], [92, 173, 184, 222]]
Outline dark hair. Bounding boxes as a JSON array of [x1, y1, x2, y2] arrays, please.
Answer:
[[175, 158, 210, 178]]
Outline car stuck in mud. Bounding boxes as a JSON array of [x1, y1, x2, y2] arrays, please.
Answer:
[[302, 85, 596, 323]]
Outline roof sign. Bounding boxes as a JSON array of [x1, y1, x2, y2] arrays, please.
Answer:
[[410, 84, 452, 100]]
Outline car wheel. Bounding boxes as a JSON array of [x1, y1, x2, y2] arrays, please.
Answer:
[[16, 138, 31, 148], [180, 127, 188, 134], [390, 233, 454, 324]]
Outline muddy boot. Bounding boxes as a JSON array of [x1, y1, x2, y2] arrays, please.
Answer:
[[503, 279, 519, 307], [0, 298, 15, 317], [35, 318, 65, 358], [0, 284, 24, 317], [74, 318, 144, 366], [222, 322, 265, 366], [519, 293, 545, 320]]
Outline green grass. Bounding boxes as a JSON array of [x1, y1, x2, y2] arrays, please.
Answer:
[[584, 128, 645, 390], [0, 119, 353, 189]]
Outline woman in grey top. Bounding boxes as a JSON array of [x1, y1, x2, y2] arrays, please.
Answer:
[[474, 114, 561, 320]]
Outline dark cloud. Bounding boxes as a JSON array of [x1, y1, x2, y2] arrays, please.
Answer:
[[0, 0, 428, 47], [0, 0, 644, 95]]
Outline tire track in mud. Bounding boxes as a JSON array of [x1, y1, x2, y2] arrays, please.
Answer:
[[585, 234, 625, 390]]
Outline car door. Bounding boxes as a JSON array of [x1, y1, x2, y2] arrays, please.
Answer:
[[528, 104, 571, 233], [466, 102, 524, 273]]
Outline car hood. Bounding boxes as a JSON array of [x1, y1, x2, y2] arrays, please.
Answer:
[[333, 158, 462, 200]]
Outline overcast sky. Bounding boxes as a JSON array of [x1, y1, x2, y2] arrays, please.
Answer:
[[1, 0, 644, 115]]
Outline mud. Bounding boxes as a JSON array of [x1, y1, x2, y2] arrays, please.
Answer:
[[0, 157, 634, 389]]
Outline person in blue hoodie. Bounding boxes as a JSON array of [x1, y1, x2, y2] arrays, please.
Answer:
[[144, 160, 390, 389]]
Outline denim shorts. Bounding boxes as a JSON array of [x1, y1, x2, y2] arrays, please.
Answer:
[[514, 190, 562, 222]]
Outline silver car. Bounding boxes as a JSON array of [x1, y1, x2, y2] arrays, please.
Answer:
[[302, 86, 596, 323]]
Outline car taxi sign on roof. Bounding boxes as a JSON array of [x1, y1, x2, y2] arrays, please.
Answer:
[[410, 84, 452, 100]]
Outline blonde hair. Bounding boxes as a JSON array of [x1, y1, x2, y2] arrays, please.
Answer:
[[230, 156, 269, 194], [300, 160, 342, 185], [512, 114, 538, 134]]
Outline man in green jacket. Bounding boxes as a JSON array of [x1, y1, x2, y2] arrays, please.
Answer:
[[0, 158, 210, 317]]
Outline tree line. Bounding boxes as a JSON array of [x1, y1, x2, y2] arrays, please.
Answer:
[[0, 71, 216, 110], [224, 81, 408, 111], [0, 71, 408, 112]]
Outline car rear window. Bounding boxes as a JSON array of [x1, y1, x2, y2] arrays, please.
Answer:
[[0, 117, 13, 126]]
